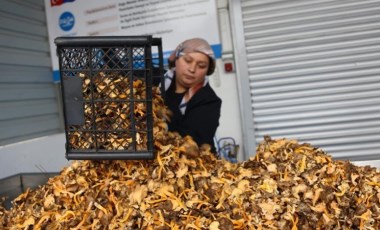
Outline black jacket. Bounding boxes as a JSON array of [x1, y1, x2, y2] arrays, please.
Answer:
[[164, 77, 222, 154]]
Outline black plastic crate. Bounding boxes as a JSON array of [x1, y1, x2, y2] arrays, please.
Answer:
[[55, 36, 164, 160]]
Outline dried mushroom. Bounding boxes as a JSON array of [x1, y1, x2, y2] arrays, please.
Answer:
[[68, 71, 149, 151], [1, 78, 380, 229]]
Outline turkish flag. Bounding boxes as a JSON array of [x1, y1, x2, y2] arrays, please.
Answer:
[[51, 0, 64, 6]]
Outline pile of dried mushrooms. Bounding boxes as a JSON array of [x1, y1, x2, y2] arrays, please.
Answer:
[[1, 86, 380, 230]]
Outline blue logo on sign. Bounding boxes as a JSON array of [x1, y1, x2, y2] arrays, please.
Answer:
[[59, 11, 75, 31]]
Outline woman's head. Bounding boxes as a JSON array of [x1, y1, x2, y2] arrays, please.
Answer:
[[168, 38, 216, 90], [168, 38, 216, 76]]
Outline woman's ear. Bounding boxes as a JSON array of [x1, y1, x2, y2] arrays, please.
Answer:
[[207, 57, 216, 75], [168, 50, 177, 69]]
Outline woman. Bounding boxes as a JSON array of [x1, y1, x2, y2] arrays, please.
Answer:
[[163, 38, 222, 154]]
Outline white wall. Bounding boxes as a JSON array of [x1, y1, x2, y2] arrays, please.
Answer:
[[210, 61, 244, 161], [0, 133, 70, 179]]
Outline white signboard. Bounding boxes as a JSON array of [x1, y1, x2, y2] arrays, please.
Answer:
[[44, 0, 221, 82]]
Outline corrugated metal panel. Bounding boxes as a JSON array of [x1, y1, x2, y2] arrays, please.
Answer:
[[234, 0, 380, 160], [0, 0, 62, 146]]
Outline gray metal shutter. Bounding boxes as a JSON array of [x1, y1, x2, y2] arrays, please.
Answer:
[[230, 0, 380, 161], [0, 0, 62, 145]]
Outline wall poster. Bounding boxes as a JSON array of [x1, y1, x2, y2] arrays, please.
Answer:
[[44, 0, 221, 82]]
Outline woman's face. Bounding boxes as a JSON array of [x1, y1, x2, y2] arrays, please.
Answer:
[[175, 52, 210, 89]]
